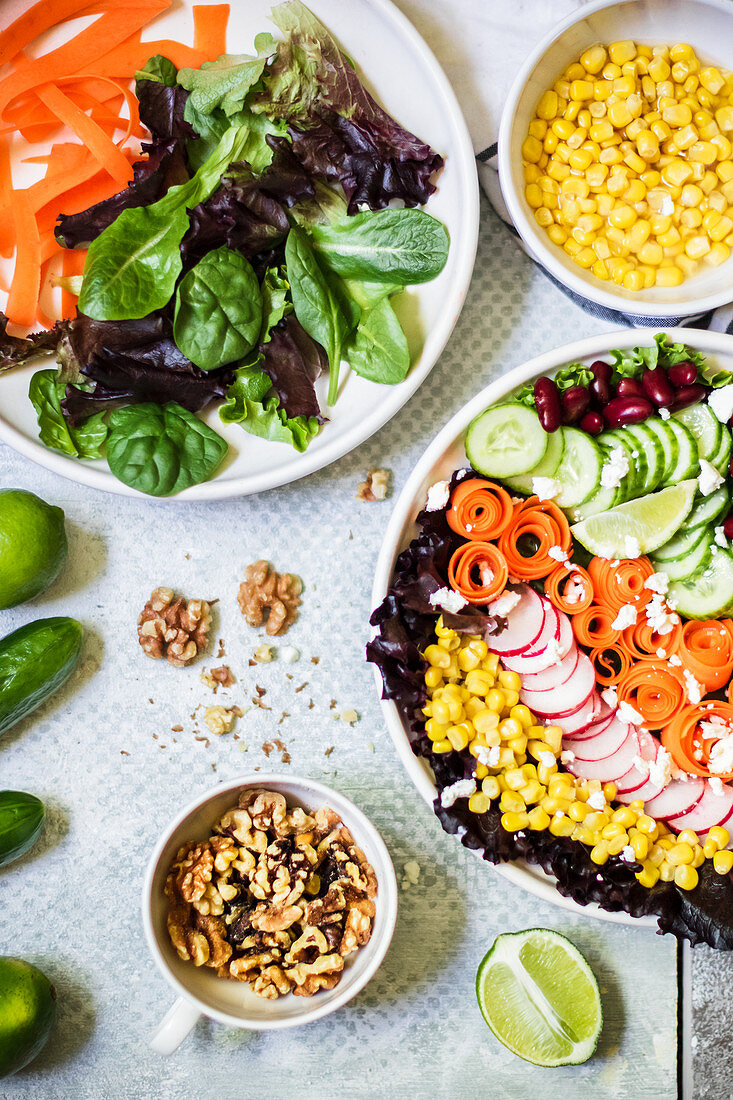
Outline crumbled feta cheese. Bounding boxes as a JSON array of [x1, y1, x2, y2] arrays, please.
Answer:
[[543, 637, 564, 666], [701, 717, 733, 775], [560, 749, 575, 765], [682, 668, 703, 704], [600, 446, 630, 490], [474, 744, 501, 768], [715, 525, 729, 549], [429, 587, 468, 614], [539, 751, 556, 768], [488, 589, 521, 617], [488, 745, 501, 767], [611, 603, 637, 630], [425, 479, 451, 511], [668, 653, 682, 667], [708, 383, 733, 424], [649, 747, 672, 790], [698, 458, 724, 497], [479, 566, 495, 587], [618, 699, 644, 727], [440, 779, 477, 808], [624, 535, 640, 559], [563, 578, 585, 605], [532, 476, 559, 501], [709, 776, 725, 797], [646, 593, 678, 636], [281, 645, 300, 663], [621, 845, 636, 863], [644, 572, 669, 596], [659, 406, 671, 420], [548, 544, 569, 563], [587, 791, 606, 810], [656, 647, 666, 658], [601, 686, 618, 708]]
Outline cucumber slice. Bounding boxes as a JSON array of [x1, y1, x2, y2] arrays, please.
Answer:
[[672, 403, 722, 464], [599, 431, 644, 499], [662, 420, 699, 486], [652, 532, 713, 581], [666, 547, 733, 619], [567, 483, 621, 522], [625, 423, 665, 493], [551, 427, 604, 508], [709, 425, 732, 475], [643, 418, 678, 485], [653, 524, 709, 562], [465, 404, 549, 479], [686, 486, 730, 529], [503, 428, 565, 495]]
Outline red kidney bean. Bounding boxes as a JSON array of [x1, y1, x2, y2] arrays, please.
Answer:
[[616, 377, 646, 400], [671, 382, 707, 409], [580, 410, 603, 435], [590, 360, 612, 406], [723, 513, 733, 541], [590, 360, 612, 381], [668, 360, 698, 388], [561, 385, 591, 423], [534, 376, 562, 432], [603, 396, 654, 428], [642, 366, 675, 407]]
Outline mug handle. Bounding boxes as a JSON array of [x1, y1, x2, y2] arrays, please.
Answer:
[[150, 997, 201, 1055]]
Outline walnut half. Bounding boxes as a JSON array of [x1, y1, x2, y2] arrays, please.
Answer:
[[237, 561, 301, 636], [138, 587, 211, 667]]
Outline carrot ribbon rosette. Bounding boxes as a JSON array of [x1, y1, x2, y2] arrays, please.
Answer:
[[677, 620, 733, 692], [544, 564, 594, 615], [571, 605, 620, 648], [587, 556, 654, 611], [621, 619, 682, 662], [446, 479, 513, 541], [662, 701, 733, 781], [448, 542, 508, 604], [497, 496, 571, 581], [590, 644, 633, 687], [616, 662, 686, 729]]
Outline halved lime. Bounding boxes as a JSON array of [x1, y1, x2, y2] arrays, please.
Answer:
[[476, 928, 602, 1067], [570, 478, 697, 559]]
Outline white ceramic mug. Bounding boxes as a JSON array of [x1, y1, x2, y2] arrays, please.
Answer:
[[141, 772, 399, 1054]]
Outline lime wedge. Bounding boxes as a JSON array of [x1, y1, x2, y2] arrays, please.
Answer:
[[476, 928, 602, 1067], [570, 478, 697, 558]]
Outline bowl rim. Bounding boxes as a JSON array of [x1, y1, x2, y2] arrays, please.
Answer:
[[141, 772, 399, 1028], [497, 0, 733, 319], [369, 325, 733, 925]]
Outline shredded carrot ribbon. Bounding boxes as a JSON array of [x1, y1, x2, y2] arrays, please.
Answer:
[[448, 542, 508, 604], [571, 605, 621, 648], [616, 662, 686, 730], [590, 644, 633, 687], [621, 619, 682, 662], [544, 564, 594, 615], [447, 478, 514, 542], [677, 620, 733, 692], [587, 556, 654, 612], [662, 701, 733, 780], [497, 496, 571, 581]]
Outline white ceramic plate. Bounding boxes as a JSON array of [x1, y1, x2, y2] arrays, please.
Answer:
[[371, 327, 733, 925], [0, 0, 478, 499]]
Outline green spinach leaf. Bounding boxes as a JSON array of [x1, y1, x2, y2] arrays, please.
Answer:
[[78, 122, 255, 321], [29, 370, 108, 459], [309, 208, 450, 284], [219, 362, 318, 451], [260, 267, 292, 341], [135, 54, 178, 88], [177, 35, 275, 117], [346, 298, 410, 385], [106, 402, 228, 496], [173, 247, 263, 371], [285, 225, 357, 406]]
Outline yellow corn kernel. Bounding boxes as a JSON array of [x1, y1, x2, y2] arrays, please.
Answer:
[[547, 771, 573, 793], [674, 864, 699, 890], [716, 106, 733, 131], [712, 134, 733, 161], [484, 688, 505, 713], [522, 135, 544, 164], [536, 89, 559, 120], [627, 220, 651, 252], [502, 767, 525, 791], [503, 689, 520, 709], [501, 811, 530, 832], [590, 841, 610, 865], [497, 670, 521, 693], [529, 118, 548, 141], [592, 258, 610, 280], [424, 719, 446, 742], [692, 845, 705, 869], [431, 738, 452, 754], [507, 705, 532, 730], [520, 780, 543, 805], [480, 776, 500, 800], [525, 806, 550, 831], [474, 763, 488, 780], [581, 44, 607, 75], [464, 670, 493, 697], [636, 863, 661, 888], [543, 130, 560, 154], [468, 791, 491, 814], [661, 159, 693, 187], [699, 66, 725, 94], [655, 265, 684, 286], [659, 861, 675, 882], [447, 723, 472, 751], [482, 652, 500, 676], [549, 813, 575, 838], [565, 62, 586, 82], [685, 235, 711, 260], [540, 727, 561, 755], [707, 825, 731, 850], [676, 829, 699, 847], [631, 833, 649, 861], [713, 849, 733, 875], [707, 242, 730, 265], [551, 117, 576, 140], [570, 79, 594, 101], [609, 203, 637, 229], [608, 40, 636, 67], [680, 209, 703, 229], [608, 100, 633, 129], [546, 224, 568, 247], [472, 711, 500, 738], [568, 801, 588, 822], [423, 644, 451, 670], [430, 698, 451, 725], [610, 806, 636, 828], [667, 842, 695, 866], [602, 783, 618, 803], [537, 762, 558, 785], [710, 213, 733, 240], [602, 822, 628, 840], [425, 667, 443, 690], [606, 834, 629, 856]]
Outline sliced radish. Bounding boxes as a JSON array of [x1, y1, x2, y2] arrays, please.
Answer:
[[614, 729, 658, 796], [556, 692, 603, 736], [570, 717, 632, 762], [644, 778, 706, 821], [522, 652, 596, 718], [617, 745, 666, 804], [666, 782, 733, 834], [562, 704, 615, 742], [486, 586, 545, 655], [565, 727, 640, 782], [522, 600, 562, 656], [512, 643, 579, 691]]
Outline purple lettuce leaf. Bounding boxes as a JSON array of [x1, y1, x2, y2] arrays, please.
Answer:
[[1, 313, 67, 373], [259, 312, 325, 420]]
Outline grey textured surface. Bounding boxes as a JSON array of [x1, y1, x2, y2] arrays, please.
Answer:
[[0, 197, 682, 1099]]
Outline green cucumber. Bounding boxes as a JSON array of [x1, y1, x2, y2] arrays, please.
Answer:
[[503, 428, 565, 494], [643, 418, 678, 484], [662, 419, 699, 486], [0, 792, 44, 867], [672, 403, 722, 464], [666, 548, 733, 619], [465, 404, 549, 479], [625, 423, 665, 493], [0, 618, 82, 738], [600, 429, 647, 498], [598, 436, 636, 503], [552, 427, 604, 508], [567, 482, 620, 522], [652, 532, 713, 581], [686, 486, 730, 529], [653, 524, 709, 562], [709, 425, 732, 475]]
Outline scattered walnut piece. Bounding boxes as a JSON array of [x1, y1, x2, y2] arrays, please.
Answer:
[[356, 468, 391, 502], [253, 643, 275, 663], [138, 587, 211, 667], [200, 664, 235, 691], [237, 561, 301, 636], [203, 705, 242, 736]]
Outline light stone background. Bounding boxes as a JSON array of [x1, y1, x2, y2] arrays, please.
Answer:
[[2, 0, 731, 1096]]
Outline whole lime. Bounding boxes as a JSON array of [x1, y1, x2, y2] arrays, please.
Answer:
[[0, 490, 67, 610], [0, 957, 56, 1078]]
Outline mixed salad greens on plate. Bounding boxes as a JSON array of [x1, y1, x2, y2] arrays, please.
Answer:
[[1, 1, 449, 496], [369, 335, 733, 947]]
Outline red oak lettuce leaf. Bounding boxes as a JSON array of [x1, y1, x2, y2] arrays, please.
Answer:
[[259, 313, 325, 420]]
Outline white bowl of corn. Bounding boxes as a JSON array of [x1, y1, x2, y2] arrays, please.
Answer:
[[498, 0, 733, 317]]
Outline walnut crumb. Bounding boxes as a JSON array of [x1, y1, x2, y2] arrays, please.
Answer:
[[171, 725, 183, 733], [204, 706, 242, 736], [253, 644, 275, 663], [356, 468, 391, 502], [138, 587, 211, 667], [238, 561, 301, 636], [201, 665, 235, 692]]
